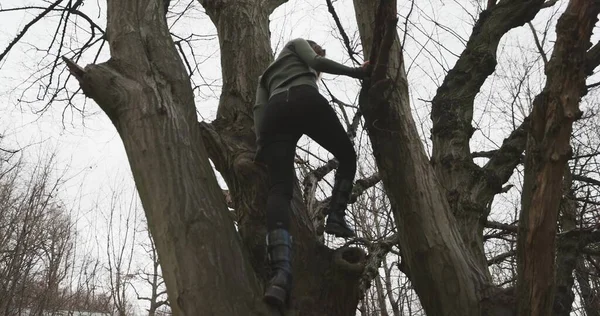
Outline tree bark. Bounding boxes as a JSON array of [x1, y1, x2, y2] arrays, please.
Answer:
[[430, 0, 546, 271], [353, 1, 487, 315], [517, 1, 600, 315], [64, 0, 264, 314], [552, 167, 578, 315]]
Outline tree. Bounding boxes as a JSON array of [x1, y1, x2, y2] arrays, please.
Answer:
[[133, 222, 169, 316], [0, 146, 114, 315], [1, 0, 600, 315]]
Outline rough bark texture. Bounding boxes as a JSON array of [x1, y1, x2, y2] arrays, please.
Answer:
[[430, 0, 545, 271], [517, 1, 600, 315], [552, 167, 578, 315], [196, 1, 365, 315], [66, 0, 264, 314], [353, 1, 488, 315]]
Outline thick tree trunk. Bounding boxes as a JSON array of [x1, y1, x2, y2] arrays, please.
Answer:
[[353, 1, 486, 315], [430, 0, 545, 272], [552, 167, 578, 315], [517, 1, 600, 315], [65, 1, 264, 314]]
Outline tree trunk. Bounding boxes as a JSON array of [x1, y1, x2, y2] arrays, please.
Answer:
[[429, 0, 545, 271], [66, 0, 370, 314], [65, 0, 264, 314], [517, 1, 600, 315], [552, 167, 578, 315], [374, 275, 390, 316], [353, 1, 486, 315]]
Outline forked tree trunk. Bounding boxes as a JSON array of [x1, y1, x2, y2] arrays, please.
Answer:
[[68, 0, 366, 315], [353, 0, 485, 314], [517, 1, 600, 315], [65, 0, 264, 314]]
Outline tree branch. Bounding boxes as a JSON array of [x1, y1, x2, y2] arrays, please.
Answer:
[[313, 173, 381, 218], [528, 22, 548, 66], [355, 234, 398, 299], [558, 228, 600, 246], [573, 174, 600, 187], [586, 41, 600, 75], [472, 150, 498, 158], [325, 0, 361, 65], [482, 117, 529, 187], [0, 0, 64, 64], [486, 221, 518, 233], [303, 159, 338, 219], [430, 0, 546, 186], [487, 250, 516, 266]]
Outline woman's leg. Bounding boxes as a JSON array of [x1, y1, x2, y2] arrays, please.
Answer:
[[256, 91, 302, 307], [261, 140, 298, 231], [302, 93, 357, 237]]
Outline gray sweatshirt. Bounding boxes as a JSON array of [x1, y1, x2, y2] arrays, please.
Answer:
[[253, 38, 366, 149]]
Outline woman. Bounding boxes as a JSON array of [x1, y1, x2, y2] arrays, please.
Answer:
[[253, 38, 370, 307]]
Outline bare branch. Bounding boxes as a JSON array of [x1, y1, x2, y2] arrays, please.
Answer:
[[472, 150, 498, 158], [355, 234, 399, 298], [0, 0, 65, 64], [303, 159, 338, 218], [482, 117, 529, 187], [351, 173, 381, 203], [431, 0, 546, 189], [558, 228, 600, 246], [325, 0, 361, 65], [488, 250, 516, 266], [573, 174, 600, 187], [486, 221, 518, 233], [528, 22, 548, 65]]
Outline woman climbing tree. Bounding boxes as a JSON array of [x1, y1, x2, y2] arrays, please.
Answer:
[[253, 38, 370, 307]]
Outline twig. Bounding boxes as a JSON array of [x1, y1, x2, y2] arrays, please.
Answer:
[[325, 0, 361, 65], [528, 22, 548, 66], [0, 0, 65, 63]]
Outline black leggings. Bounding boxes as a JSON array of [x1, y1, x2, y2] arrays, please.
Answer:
[[257, 85, 357, 231]]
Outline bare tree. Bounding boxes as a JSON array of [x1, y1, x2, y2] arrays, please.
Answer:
[[103, 189, 138, 316], [1, 0, 600, 315], [134, 223, 169, 316]]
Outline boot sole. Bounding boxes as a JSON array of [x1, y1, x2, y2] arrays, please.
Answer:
[[325, 223, 355, 238], [264, 285, 288, 307]]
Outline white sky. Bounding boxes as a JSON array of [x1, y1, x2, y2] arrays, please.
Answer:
[[0, 0, 598, 314]]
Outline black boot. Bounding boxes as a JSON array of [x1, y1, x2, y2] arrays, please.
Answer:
[[324, 178, 356, 238], [264, 228, 293, 307]]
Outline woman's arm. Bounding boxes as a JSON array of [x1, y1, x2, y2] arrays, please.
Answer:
[[289, 38, 366, 79]]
